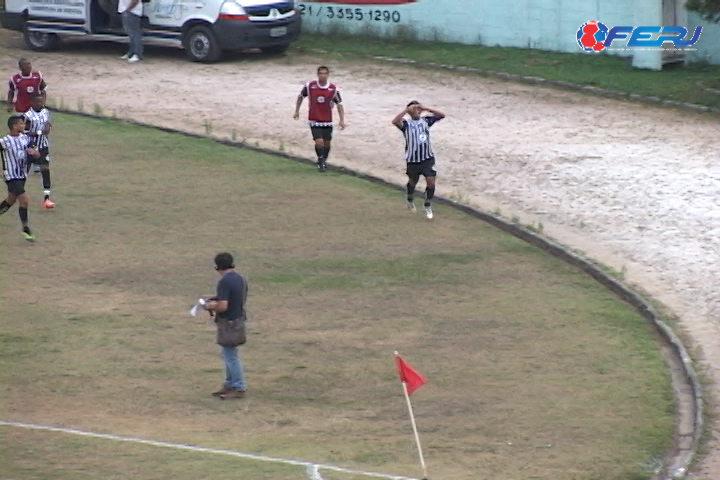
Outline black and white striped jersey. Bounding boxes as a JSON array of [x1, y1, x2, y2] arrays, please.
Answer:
[[24, 107, 51, 150], [397, 116, 442, 163], [0, 133, 32, 181]]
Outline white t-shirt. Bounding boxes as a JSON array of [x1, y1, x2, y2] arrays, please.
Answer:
[[118, 0, 142, 16]]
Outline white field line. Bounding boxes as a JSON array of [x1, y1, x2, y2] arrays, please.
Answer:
[[0, 420, 418, 480], [307, 463, 325, 480]]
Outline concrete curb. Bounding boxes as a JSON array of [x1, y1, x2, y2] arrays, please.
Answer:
[[54, 108, 703, 480], [307, 48, 720, 115]]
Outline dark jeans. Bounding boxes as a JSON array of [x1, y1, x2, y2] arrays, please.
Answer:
[[121, 11, 143, 58]]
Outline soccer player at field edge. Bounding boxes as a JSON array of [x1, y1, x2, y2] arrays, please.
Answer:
[[6, 58, 47, 114], [7, 58, 47, 174], [293, 65, 346, 172], [0, 115, 40, 241], [391, 101, 446, 220], [24, 94, 55, 209]]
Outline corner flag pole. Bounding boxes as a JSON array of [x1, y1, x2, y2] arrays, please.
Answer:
[[395, 351, 428, 480]]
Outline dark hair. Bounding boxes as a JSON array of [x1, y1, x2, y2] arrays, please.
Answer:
[[31, 94, 44, 101], [8, 115, 25, 129], [317, 65, 329, 73], [406, 100, 420, 107], [214, 252, 235, 270]]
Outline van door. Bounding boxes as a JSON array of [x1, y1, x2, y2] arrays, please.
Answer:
[[147, 0, 196, 28], [26, 0, 87, 34]]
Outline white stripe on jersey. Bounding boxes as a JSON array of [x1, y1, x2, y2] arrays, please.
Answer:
[[24, 108, 51, 150], [0, 134, 31, 181], [402, 116, 439, 163]]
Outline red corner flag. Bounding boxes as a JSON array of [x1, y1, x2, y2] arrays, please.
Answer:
[[395, 354, 426, 395]]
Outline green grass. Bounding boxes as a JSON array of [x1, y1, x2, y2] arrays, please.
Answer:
[[0, 113, 675, 480], [294, 34, 720, 109]]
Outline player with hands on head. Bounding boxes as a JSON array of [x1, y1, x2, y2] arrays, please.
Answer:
[[392, 101, 446, 219]]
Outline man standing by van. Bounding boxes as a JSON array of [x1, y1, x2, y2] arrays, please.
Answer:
[[118, 0, 143, 63]]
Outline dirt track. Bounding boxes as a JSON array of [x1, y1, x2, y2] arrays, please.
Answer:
[[3, 32, 720, 478]]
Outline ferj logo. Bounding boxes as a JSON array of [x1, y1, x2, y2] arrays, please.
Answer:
[[577, 20, 702, 52]]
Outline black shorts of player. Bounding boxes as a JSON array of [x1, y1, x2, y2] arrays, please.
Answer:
[[310, 126, 333, 141], [406, 158, 437, 179], [28, 148, 50, 166], [5, 179, 27, 196]]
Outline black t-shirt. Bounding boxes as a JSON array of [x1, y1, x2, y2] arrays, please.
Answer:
[[215, 271, 248, 321]]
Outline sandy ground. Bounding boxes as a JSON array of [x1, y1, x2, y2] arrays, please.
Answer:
[[3, 34, 720, 478]]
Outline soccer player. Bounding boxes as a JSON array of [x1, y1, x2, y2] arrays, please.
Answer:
[[391, 101, 446, 220], [6, 58, 47, 114], [293, 66, 346, 172], [0, 115, 40, 242], [24, 94, 55, 209], [7, 59, 47, 174]]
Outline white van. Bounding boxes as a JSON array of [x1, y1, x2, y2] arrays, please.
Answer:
[[0, 0, 301, 62]]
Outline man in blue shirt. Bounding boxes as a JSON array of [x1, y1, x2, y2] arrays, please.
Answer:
[[203, 252, 248, 399]]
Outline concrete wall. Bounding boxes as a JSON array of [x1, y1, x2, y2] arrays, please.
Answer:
[[297, 0, 720, 69], [687, 11, 720, 64]]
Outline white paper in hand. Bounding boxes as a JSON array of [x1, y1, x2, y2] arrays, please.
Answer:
[[189, 298, 206, 317]]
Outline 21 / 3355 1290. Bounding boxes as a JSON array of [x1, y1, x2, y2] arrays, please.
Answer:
[[297, 3, 402, 23]]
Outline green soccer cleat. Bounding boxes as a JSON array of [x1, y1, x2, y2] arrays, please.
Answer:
[[22, 231, 36, 242]]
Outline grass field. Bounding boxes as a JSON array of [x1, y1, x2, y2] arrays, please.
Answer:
[[0, 113, 675, 480], [295, 34, 720, 110]]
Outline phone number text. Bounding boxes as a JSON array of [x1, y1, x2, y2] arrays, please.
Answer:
[[297, 3, 402, 23]]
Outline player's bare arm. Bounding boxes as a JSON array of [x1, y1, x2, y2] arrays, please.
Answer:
[[421, 106, 446, 119], [6, 82, 14, 112], [337, 104, 346, 129], [26, 148, 40, 158], [391, 107, 410, 128], [293, 94, 305, 120], [39, 79, 47, 99], [42, 122, 52, 135]]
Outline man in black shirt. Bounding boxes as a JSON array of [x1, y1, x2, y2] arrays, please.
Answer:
[[203, 252, 248, 399]]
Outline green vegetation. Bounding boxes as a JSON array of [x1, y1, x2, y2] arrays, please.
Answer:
[[0, 114, 674, 480], [294, 34, 720, 109]]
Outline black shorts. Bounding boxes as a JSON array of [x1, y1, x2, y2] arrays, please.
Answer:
[[310, 126, 333, 141], [406, 158, 437, 179], [5, 179, 27, 196], [28, 148, 50, 166]]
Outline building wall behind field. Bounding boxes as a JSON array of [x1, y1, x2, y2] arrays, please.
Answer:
[[297, 0, 720, 67], [687, 12, 720, 64]]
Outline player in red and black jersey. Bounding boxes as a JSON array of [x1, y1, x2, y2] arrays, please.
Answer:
[[7, 59, 47, 114], [293, 66, 346, 172]]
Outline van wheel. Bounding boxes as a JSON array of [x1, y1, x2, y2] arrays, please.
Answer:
[[183, 26, 222, 63], [23, 26, 61, 51], [260, 44, 289, 55]]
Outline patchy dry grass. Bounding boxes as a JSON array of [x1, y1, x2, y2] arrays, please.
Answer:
[[0, 114, 673, 480]]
